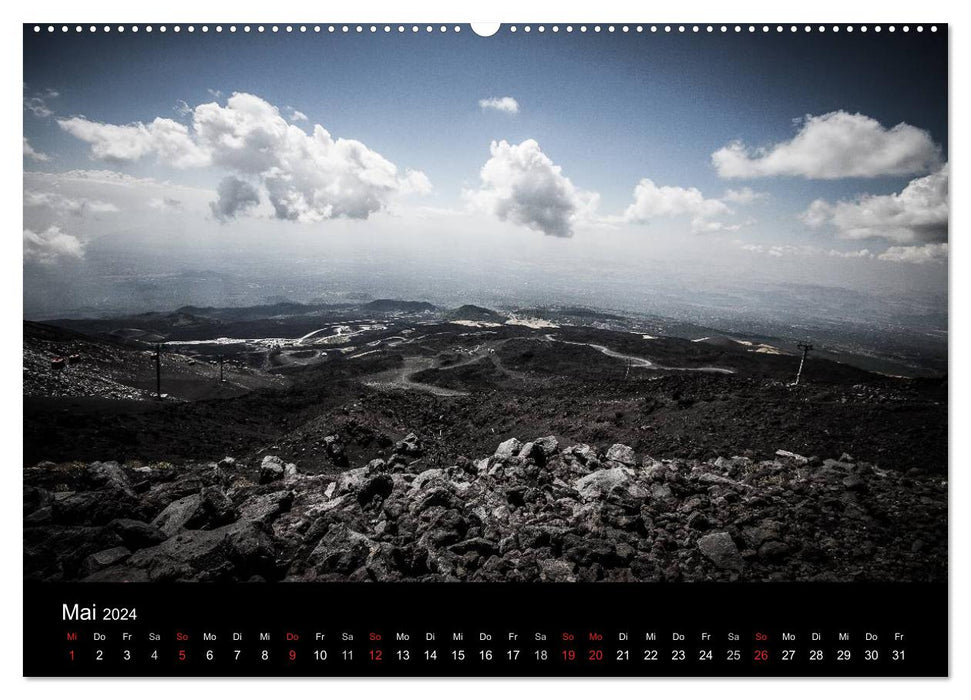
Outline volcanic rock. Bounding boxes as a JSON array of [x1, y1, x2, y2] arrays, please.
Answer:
[[108, 518, 166, 549], [605, 443, 637, 467], [82, 546, 131, 577], [394, 433, 423, 458], [238, 490, 293, 524], [23, 436, 948, 584], [697, 532, 743, 571], [259, 456, 286, 484], [495, 438, 522, 461]]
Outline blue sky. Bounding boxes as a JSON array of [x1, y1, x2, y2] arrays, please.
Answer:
[[23, 25, 949, 318]]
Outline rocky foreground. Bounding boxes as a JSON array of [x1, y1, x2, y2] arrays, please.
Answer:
[[23, 434, 946, 583]]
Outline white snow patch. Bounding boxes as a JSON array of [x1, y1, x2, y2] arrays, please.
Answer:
[[505, 316, 559, 329], [449, 320, 503, 328]]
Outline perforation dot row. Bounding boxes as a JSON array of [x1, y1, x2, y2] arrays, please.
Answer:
[[31, 24, 940, 35], [33, 25, 465, 34], [507, 24, 938, 33]]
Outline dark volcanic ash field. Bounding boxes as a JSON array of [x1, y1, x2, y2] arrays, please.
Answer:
[[22, 301, 947, 583]]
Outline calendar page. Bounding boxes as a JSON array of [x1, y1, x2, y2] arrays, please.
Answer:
[[22, 21, 948, 677]]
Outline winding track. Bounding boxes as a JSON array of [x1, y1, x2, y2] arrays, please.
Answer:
[[362, 331, 735, 397], [543, 334, 735, 374]]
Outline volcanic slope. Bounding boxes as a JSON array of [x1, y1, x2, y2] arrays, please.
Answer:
[[23, 318, 946, 480]]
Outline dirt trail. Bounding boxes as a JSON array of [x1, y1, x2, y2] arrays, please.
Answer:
[[363, 356, 469, 397], [362, 336, 527, 396], [364, 331, 735, 397], [545, 334, 735, 374]]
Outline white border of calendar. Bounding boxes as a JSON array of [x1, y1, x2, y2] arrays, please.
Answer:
[[1, 1, 963, 698]]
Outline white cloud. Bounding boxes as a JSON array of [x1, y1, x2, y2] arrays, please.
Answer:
[[23, 138, 49, 162], [24, 98, 52, 118], [24, 190, 119, 215], [712, 111, 941, 179], [25, 168, 207, 194], [174, 100, 192, 117], [479, 97, 519, 114], [210, 177, 261, 222], [739, 242, 874, 260], [801, 165, 948, 244], [23, 169, 216, 254], [466, 139, 596, 237], [23, 226, 84, 264], [398, 169, 433, 196], [59, 92, 430, 223], [623, 178, 734, 233], [691, 220, 742, 234], [830, 248, 874, 259], [878, 242, 948, 264], [32, 169, 177, 189], [722, 187, 766, 204], [290, 109, 308, 121], [58, 115, 210, 168], [148, 197, 183, 210], [24, 89, 56, 118]]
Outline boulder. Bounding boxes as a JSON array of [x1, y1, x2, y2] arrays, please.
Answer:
[[365, 458, 388, 474], [775, 450, 809, 465], [24, 485, 52, 515], [336, 467, 369, 496], [322, 435, 349, 468], [197, 486, 238, 526], [605, 444, 637, 467], [574, 467, 635, 501], [742, 520, 783, 548], [25, 507, 52, 525], [538, 558, 577, 582], [758, 541, 790, 560], [86, 461, 135, 496], [108, 519, 166, 550], [518, 442, 542, 462], [238, 490, 293, 524], [129, 521, 277, 581], [81, 546, 131, 577], [394, 433, 423, 457], [697, 532, 743, 571], [259, 456, 286, 484], [494, 438, 522, 461], [534, 435, 559, 458], [569, 443, 597, 464], [24, 524, 125, 581], [309, 524, 374, 575], [52, 489, 144, 526], [151, 494, 202, 537], [358, 474, 394, 506], [148, 487, 235, 535]]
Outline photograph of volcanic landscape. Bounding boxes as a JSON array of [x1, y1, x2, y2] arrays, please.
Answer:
[[23, 301, 946, 583], [23, 26, 947, 584]]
